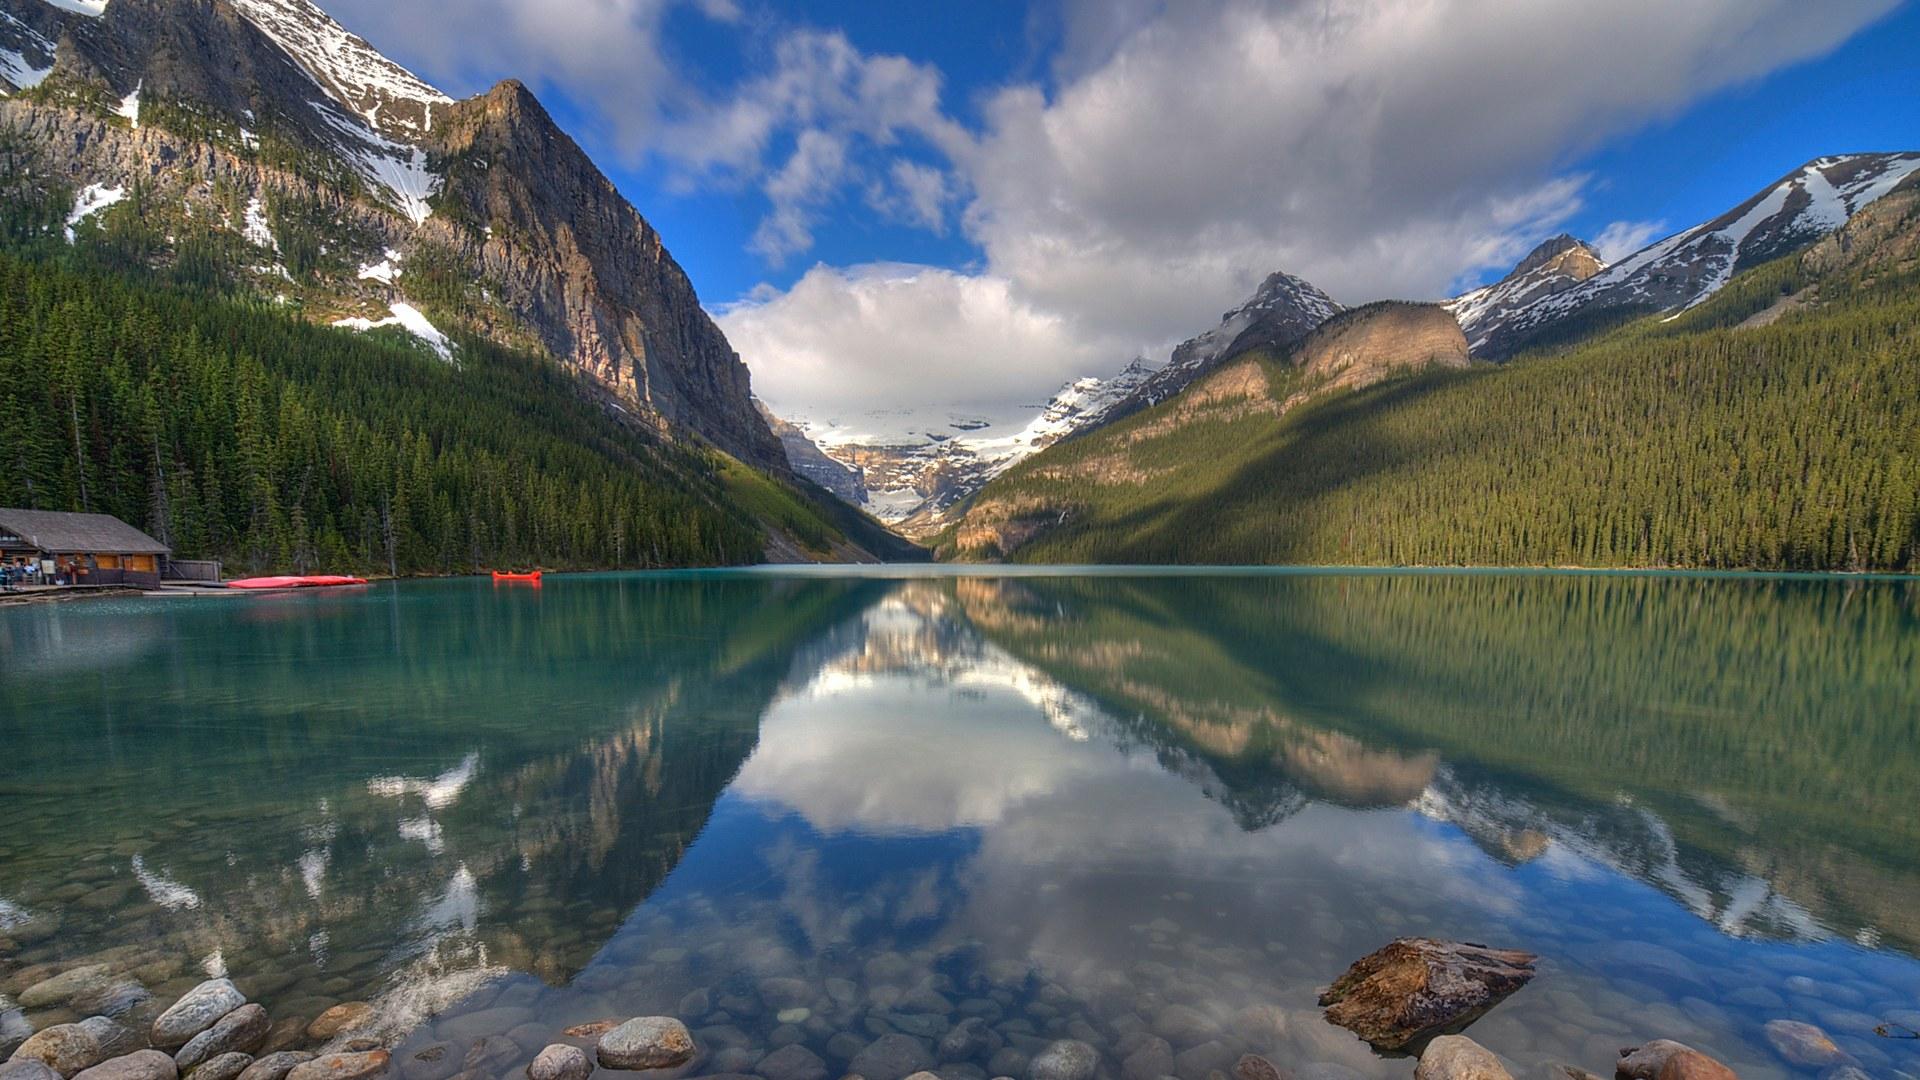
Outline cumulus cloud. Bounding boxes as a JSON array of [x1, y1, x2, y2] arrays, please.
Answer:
[[714, 264, 1111, 434], [318, 0, 1899, 431], [318, 0, 717, 157], [730, 0, 1896, 429]]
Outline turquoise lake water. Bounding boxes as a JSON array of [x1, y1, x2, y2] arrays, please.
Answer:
[[2, 569, 1918, 1080]]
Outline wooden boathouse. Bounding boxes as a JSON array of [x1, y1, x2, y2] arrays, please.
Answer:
[[0, 509, 172, 587]]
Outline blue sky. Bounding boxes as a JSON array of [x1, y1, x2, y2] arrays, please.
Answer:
[[323, 0, 1920, 436]]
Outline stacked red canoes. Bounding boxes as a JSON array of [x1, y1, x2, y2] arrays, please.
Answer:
[[491, 570, 542, 581], [227, 575, 369, 590]]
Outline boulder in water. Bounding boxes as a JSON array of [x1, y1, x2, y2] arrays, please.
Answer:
[[1319, 938, 1536, 1049], [596, 1019, 694, 1071]]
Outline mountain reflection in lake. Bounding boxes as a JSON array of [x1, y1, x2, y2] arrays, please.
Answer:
[[2, 571, 1917, 1080]]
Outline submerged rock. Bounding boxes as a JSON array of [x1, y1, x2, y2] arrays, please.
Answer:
[[848, 1034, 933, 1080], [1318, 938, 1537, 1049], [190, 1053, 254, 1080], [753, 1044, 826, 1080], [1234, 1055, 1291, 1080], [153, 984, 248, 1052], [1763, 1021, 1852, 1068], [596, 1018, 694, 1071], [1414, 1036, 1511, 1080], [1, 1062, 63, 1080], [526, 1046, 590, 1080], [1617, 1040, 1737, 1080], [20, 970, 115, 1011], [305, 1007, 372, 1044], [284, 1051, 390, 1080], [237, 1053, 314, 1080], [72, 1052, 178, 1080], [1027, 1040, 1096, 1080]]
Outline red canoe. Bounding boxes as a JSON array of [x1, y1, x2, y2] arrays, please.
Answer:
[[491, 570, 542, 582], [228, 575, 369, 590]]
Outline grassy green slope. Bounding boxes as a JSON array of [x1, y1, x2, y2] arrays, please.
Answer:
[[943, 201, 1920, 571]]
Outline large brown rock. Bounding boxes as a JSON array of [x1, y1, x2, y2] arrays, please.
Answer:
[[1318, 938, 1537, 1049], [595, 1019, 694, 1072]]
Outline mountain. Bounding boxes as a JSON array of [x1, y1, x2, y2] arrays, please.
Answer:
[[1459, 153, 1920, 357], [1092, 270, 1342, 427], [784, 269, 1338, 536], [0, 0, 782, 468], [940, 165, 1920, 570], [1444, 234, 1602, 352], [756, 399, 866, 506]]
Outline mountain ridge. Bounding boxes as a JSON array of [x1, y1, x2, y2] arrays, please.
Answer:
[[0, 0, 784, 469]]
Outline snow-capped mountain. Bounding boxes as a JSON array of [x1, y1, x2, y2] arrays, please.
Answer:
[[1445, 234, 1603, 353], [0, 0, 783, 468], [1093, 270, 1342, 428], [780, 270, 1341, 534], [1461, 154, 1920, 358]]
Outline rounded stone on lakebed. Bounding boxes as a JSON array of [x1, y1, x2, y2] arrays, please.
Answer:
[[1027, 1040, 1097, 1080], [176, 1007, 269, 1073], [19, 969, 115, 1011], [304, 1007, 372, 1045], [1414, 1036, 1511, 1080], [596, 1018, 694, 1072], [235, 1054, 313, 1080], [189, 1053, 255, 1080], [71, 1051, 178, 1080], [12, 1019, 117, 1078], [284, 1051, 389, 1080], [153, 984, 248, 1051], [525, 1045, 590, 1080], [1, 1060, 64, 1080]]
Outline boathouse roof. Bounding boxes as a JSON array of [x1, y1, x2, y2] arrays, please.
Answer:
[[0, 509, 170, 555]]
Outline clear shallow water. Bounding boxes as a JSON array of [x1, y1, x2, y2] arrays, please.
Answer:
[[1, 570, 1918, 1080]]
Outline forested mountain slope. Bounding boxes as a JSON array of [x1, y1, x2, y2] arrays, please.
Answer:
[[940, 174, 1920, 571], [0, 244, 912, 573], [0, 0, 782, 467]]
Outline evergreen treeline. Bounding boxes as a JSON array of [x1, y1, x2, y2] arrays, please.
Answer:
[[953, 245, 1920, 571], [0, 250, 779, 573]]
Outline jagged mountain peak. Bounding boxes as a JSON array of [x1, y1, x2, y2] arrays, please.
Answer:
[[1457, 151, 1920, 358], [1508, 234, 1602, 280]]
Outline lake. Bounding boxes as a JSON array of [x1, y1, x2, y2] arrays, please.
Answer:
[[2, 569, 1918, 1080]]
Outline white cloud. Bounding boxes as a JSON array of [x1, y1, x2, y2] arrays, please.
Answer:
[[731, 0, 1897, 430], [715, 263, 1111, 434], [1592, 219, 1670, 264], [317, 0, 1900, 432], [751, 130, 850, 262], [867, 160, 953, 234]]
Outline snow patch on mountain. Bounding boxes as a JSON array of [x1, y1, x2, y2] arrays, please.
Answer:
[[242, 195, 277, 250], [228, 0, 451, 138], [310, 101, 440, 225], [38, 0, 106, 16], [64, 183, 124, 242], [115, 82, 141, 128], [358, 249, 402, 284], [334, 302, 453, 361], [1496, 153, 1920, 344], [0, 10, 54, 90]]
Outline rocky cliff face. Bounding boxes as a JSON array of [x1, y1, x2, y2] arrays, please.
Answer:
[[756, 400, 867, 505], [0, 0, 783, 469]]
